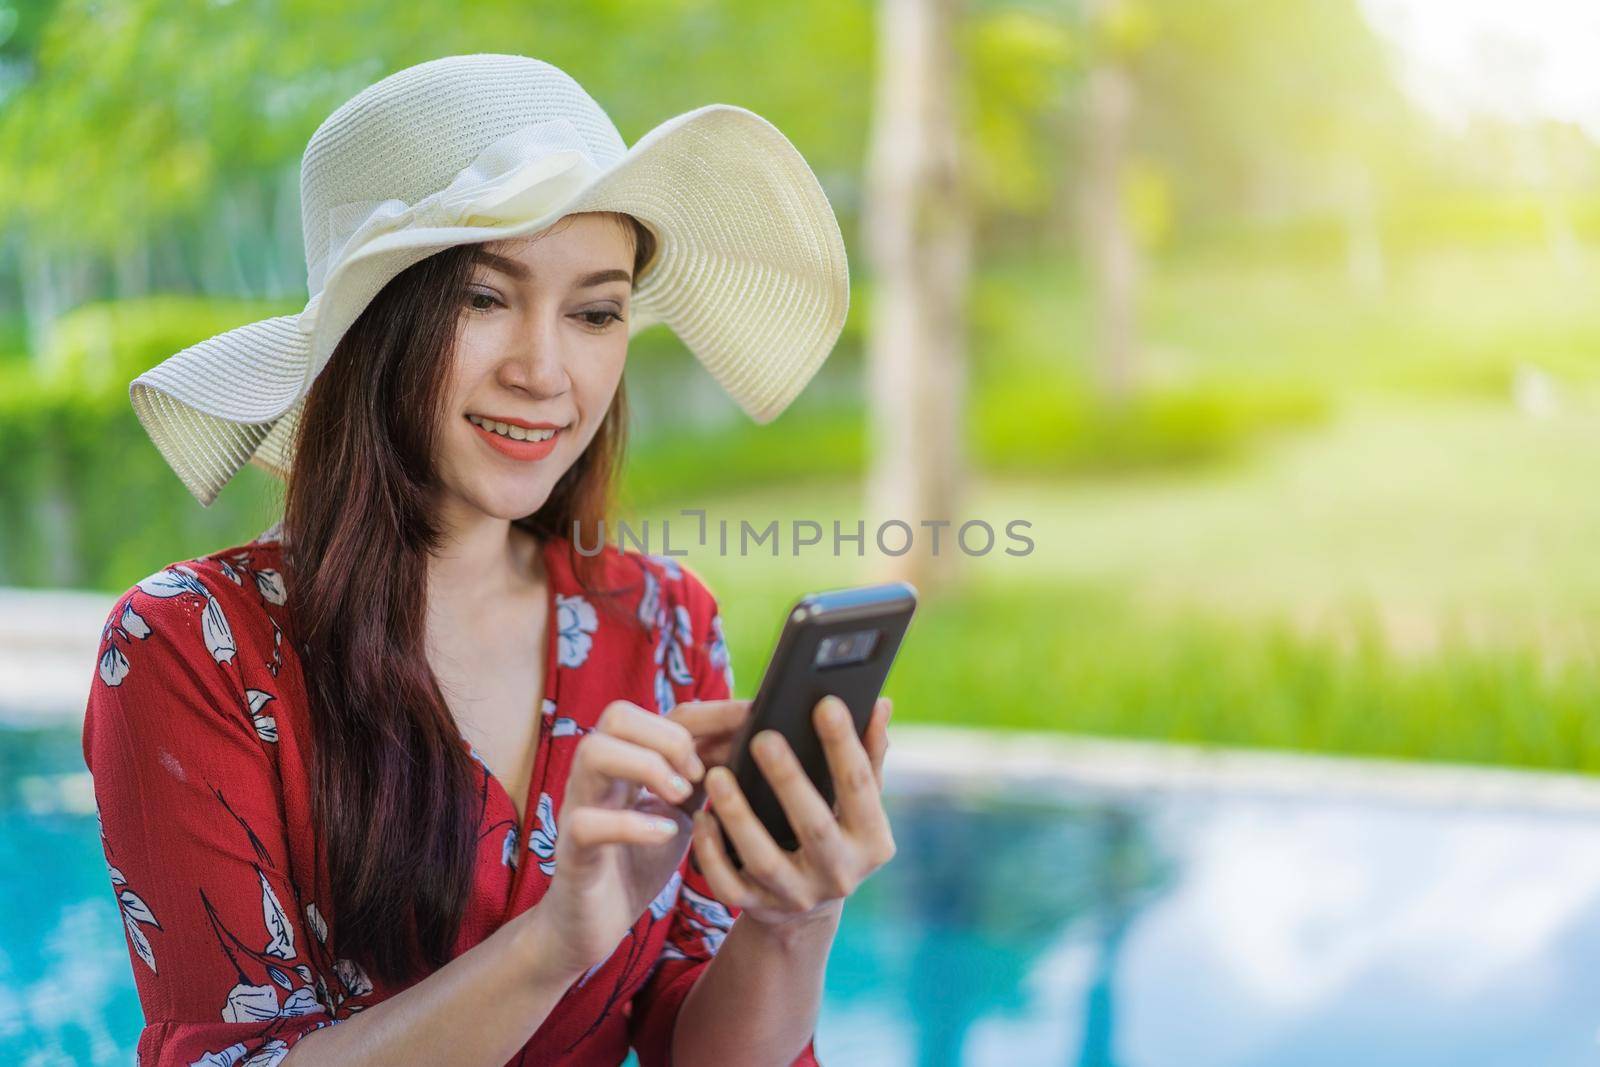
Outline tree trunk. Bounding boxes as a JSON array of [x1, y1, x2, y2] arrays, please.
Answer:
[[863, 0, 972, 594], [1082, 8, 1138, 403]]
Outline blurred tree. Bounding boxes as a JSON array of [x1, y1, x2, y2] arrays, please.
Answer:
[[959, 5, 1079, 238], [1078, 0, 1152, 403], [1130, 0, 1420, 285], [863, 0, 972, 592]]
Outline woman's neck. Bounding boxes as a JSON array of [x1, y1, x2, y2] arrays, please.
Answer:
[[427, 516, 545, 607]]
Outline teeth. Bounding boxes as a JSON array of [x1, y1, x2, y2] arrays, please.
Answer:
[[468, 414, 557, 442]]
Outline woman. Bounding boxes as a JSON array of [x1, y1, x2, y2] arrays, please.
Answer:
[[83, 54, 891, 1066]]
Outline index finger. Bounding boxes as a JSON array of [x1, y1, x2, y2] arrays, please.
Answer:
[[664, 698, 752, 739], [665, 699, 752, 767]]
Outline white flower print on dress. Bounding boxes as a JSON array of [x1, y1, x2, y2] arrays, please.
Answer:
[[191, 1036, 319, 1067], [241, 1041, 292, 1067], [252, 568, 287, 606], [190, 1040, 294, 1067], [106, 550, 289, 689], [98, 795, 162, 974], [529, 791, 558, 876], [541, 697, 585, 738], [219, 549, 287, 607], [109, 862, 161, 974], [648, 554, 684, 581], [637, 568, 661, 628], [707, 612, 735, 695], [246, 689, 277, 743], [333, 957, 374, 998], [652, 604, 695, 715], [679, 884, 736, 955], [267, 619, 283, 677], [258, 867, 296, 959], [648, 870, 684, 921], [555, 593, 598, 668], [222, 982, 320, 1024], [190, 1044, 249, 1067], [100, 564, 235, 688], [97, 599, 151, 686], [304, 902, 328, 946], [502, 825, 519, 869]]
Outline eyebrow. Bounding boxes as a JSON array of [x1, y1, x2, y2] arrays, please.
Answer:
[[471, 249, 631, 289]]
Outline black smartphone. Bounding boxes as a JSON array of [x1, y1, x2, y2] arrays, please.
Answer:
[[713, 581, 917, 868]]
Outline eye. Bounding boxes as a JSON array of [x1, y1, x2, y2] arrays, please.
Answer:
[[576, 309, 624, 331], [465, 288, 503, 313]]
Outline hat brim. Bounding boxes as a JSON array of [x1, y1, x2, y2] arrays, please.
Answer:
[[130, 102, 850, 506]]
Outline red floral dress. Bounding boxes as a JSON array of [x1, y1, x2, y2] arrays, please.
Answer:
[[82, 522, 822, 1067]]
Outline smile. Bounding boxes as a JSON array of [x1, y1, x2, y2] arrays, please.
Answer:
[[465, 414, 565, 461], [466, 414, 558, 441]]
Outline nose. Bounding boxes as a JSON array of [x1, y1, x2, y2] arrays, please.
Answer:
[[501, 313, 570, 399]]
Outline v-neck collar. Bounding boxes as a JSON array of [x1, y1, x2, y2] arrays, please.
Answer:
[[490, 531, 563, 904], [254, 522, 564, 905]]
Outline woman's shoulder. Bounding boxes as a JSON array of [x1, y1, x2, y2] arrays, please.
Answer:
[[99, 526, 291, 676]]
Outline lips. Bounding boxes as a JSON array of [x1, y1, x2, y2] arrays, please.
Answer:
[[466, 415, 563, 461], [467, 413, 563, 431]]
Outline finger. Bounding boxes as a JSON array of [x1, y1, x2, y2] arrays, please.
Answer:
[[664, 698, 751, 740], [814, 696, 891, 841], [702, 766, 815, 910], [691, 809, 784, 913], [562, 806, 684, 851], [570, 731, 695, 809], [665, 699, 754, 767], [863, 697, 891, 790], [596, 699, 705, 783], [747, 728, 851, 884]]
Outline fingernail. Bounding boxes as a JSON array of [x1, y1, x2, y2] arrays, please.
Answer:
[[755, 731, 782, 757], [826, 697, 850, 725], [668, 773, 691, 799], [688, 752, 706, 780], [652, 817, 678, 836]]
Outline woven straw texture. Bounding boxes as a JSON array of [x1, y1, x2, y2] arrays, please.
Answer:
[[128, 53, 849, 506]]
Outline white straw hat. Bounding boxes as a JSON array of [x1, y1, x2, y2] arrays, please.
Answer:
[[130, 53, 851, 506]]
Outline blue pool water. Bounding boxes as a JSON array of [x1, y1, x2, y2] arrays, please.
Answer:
[[5, 726, 1600, 1065]]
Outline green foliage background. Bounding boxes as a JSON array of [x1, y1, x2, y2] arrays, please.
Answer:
[[3, 0, 1599, 770]]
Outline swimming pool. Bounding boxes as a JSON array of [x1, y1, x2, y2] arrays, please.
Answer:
[[6, 724, 1600, 1065]]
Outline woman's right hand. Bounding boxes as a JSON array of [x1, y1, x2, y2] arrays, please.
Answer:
[[523, 699, 738, 982]]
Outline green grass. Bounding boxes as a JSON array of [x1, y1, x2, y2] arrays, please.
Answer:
[[863, 584, 1599, 773], [632, 396, 1600, 775], [694, 559, 1600, 775]]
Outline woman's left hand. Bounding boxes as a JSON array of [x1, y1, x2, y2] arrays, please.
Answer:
[[689, 694, 896, 930]]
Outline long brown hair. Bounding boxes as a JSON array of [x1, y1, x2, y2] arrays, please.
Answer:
[[282, 213, 656, 985]]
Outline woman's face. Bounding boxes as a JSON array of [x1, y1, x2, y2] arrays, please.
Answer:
[[434, 213, 635, 528]]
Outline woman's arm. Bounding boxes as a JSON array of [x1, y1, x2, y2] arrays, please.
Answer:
[[626, 568, 887, 1065], [281, 907, 583, 1065], [85, 569, 348, 1066], [669, 693, 894, 1063], [289, 692, 715, 1063], [668, 896, 842, 1062]]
